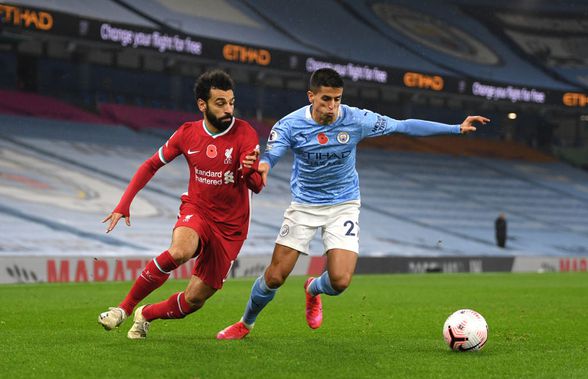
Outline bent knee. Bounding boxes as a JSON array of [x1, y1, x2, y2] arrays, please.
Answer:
[[330, 275, 352, 293], [264, 270, 287, 289], [168, 245, 197, 264], [184, 292, 206, 310]]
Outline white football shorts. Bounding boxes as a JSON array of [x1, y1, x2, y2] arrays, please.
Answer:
[[275, 200, 360, 255]]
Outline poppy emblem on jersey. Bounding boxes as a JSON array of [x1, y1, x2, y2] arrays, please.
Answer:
[[268, 130, 278, 142], [206, 144, 217, 158], [279, 224, 290, 237], [224, 147, 233, 164], [337, 131, 350, 144], [317, 132, 329, 145]]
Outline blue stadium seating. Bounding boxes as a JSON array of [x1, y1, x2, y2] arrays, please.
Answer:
[[0, 52, 17, 88], [243, 0, 451, 74], [1, 115, 587, 258], [341, 0, 576, 89], [118, 0, 321, 54]]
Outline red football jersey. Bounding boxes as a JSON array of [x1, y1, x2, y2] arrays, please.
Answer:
[[114, 118, 262, 241], [160, 118, 261, 240]]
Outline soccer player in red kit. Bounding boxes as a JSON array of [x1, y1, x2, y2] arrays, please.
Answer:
[[98, 70, 263, 339]]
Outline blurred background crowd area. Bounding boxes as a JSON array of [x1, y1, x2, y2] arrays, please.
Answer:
[[0, 0, 587, 161], [1, 0, 588, 270]]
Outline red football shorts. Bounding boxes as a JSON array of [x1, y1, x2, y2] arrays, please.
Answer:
[[175, 203, 244, 290]]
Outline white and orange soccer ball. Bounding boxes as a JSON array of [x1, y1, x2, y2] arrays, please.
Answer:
[[443, 309, 488, 351]]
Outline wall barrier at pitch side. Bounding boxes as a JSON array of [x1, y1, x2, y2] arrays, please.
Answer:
[[0, 255, 586, 284], [0, 255, 317, 284]]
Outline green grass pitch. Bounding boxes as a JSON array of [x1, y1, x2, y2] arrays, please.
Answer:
[[1, 272, 587, 378]]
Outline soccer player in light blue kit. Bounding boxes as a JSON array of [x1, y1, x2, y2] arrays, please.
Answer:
[[217, 68, 489, 339]]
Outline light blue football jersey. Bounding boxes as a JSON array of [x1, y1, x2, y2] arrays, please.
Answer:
[[261, 104, 460, 205]]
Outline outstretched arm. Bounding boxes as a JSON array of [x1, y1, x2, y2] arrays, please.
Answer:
[[357, 107, 490, 138], [103, 153, 164, 233], [103, 125, 184, 233]]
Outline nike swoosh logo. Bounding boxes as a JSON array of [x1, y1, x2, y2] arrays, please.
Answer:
[[187, 149, 200, 155]]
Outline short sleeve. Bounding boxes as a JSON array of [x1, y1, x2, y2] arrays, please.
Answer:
[[260, 119, 292, 168]]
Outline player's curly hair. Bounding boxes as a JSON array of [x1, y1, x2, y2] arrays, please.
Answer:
[[309, 68, 344, 92], [194, 69, 235, 102]]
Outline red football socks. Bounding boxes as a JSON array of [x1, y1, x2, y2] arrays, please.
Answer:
[[142, 292, 194, 321], [119, 250, 178, 316]]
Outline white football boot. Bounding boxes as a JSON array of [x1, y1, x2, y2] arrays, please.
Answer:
[[127, 305, 150, 339], [98, 307, 127, 331]]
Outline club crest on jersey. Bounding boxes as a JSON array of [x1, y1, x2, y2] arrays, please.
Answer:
[[224, 147, 233, 164], [317, 132, 329, 145], [183, 214, 193, 223], [337, 131, 350, 144], [206, 144, 217, 158]]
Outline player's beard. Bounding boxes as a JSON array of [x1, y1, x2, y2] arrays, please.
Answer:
[[206, 108, 233, 132]]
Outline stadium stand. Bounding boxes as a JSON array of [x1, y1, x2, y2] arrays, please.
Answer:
[[97, 103, 273, 139], [361, 135, 556, 162], [36, 59, 172, 107], [1, 113, 587, 261], [117, 0, 321, 54], [342, 0, 577, 90], [356, 149, 588, 257], [0, 90, 112, 123], [1, 0, 587, 282], [99, 103, 199, 130], [469, 3, 588, 89], [0, 52, 17, 89], [7, 0, 156, 27], [0, 114, 281, 258], [242, 0, 453, 74]]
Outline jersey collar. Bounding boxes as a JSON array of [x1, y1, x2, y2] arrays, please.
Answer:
[[202, 117, 235, 138]]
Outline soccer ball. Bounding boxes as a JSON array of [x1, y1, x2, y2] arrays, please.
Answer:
[[443, 309, 488, 351]]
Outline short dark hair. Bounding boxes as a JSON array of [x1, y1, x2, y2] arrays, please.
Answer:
[[194, 69, 234, 102], [309, 68, 344, 92]]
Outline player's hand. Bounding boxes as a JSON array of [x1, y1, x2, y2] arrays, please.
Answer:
[[460, 115, 490, 134], [258, 161, 270, 186], [102, 212, 130, 233], [243, 149, 260, 168]]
